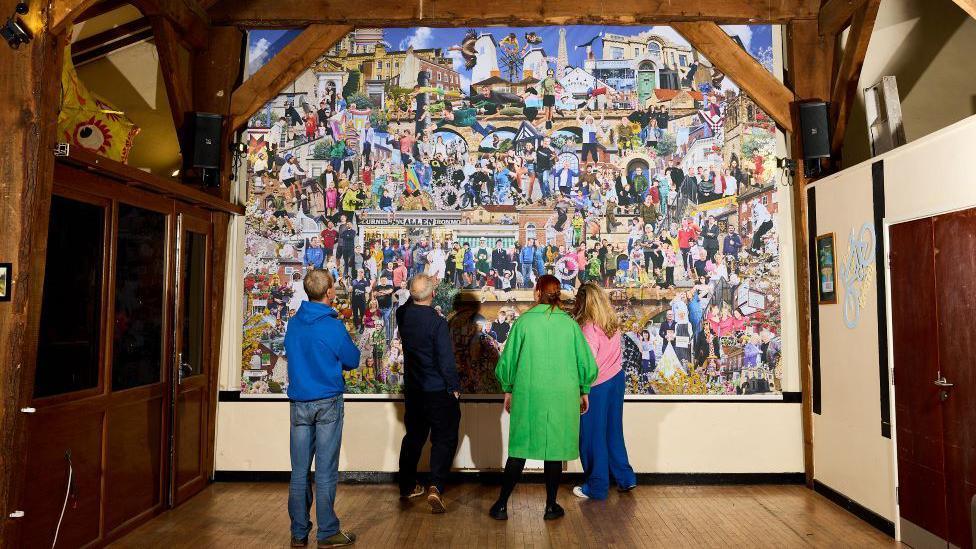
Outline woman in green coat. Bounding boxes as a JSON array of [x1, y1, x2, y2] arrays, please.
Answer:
[[490, 274, 599, 521]]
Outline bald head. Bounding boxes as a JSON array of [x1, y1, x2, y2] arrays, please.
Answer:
[[408, 274, 435, 304]]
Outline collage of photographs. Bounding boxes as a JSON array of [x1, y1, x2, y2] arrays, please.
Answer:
[[240, 25, 786, 398]]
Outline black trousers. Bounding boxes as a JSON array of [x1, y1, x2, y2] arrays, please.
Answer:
[[398, 390, 461, 494], [751, 220, 774, 251]]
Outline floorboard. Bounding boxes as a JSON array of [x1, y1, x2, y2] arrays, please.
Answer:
[[109, 482, 903, 548]]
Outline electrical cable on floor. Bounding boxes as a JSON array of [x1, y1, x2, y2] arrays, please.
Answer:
[[52, 450, 73, 548]]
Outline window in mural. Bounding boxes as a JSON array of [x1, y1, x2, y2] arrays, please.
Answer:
[[241, 26, 784, 398]]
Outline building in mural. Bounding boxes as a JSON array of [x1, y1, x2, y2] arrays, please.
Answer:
[[241, 25, 785, 399]]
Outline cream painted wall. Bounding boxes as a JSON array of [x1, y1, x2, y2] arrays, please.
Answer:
[[841, 0, 976, 167], [216, 400, 804, 473], [809, 114, 976, 526]]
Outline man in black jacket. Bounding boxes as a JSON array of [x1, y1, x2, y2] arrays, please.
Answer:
[[395, 274, 461, 514]]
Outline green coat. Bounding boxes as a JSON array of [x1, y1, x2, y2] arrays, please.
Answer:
[[495, 305, 598, 461]]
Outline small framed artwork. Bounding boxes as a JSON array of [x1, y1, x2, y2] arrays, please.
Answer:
[[0, 263, 10, 302], [815, 234, 837, 304]]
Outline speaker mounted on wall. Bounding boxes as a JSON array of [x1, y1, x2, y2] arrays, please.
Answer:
[[798, 100, 830, 179], [181, 112, 223, 188]]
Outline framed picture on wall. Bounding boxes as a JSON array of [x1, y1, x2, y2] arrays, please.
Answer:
[[0, 263, 10, 302], [816, 234, 837, 304]]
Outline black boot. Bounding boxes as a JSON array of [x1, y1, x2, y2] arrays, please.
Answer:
[[489, 500, 508, 520], [543, 502, 565, 520]]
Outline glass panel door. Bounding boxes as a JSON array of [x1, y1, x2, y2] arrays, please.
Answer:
[[169, 208, 213, 506]]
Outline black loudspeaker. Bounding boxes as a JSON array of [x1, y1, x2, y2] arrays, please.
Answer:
[[798, 101, 830, 159], [182, 112, 223, 170]]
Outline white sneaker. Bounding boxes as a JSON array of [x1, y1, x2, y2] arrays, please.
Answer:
[[572, 486, 590, 499]]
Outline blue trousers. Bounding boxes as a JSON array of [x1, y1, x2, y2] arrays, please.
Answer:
[[289, 396, 344, 541], [579, 370, 636, 499]]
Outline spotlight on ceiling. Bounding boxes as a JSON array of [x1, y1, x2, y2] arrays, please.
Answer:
[[1, 2, 31, 50]]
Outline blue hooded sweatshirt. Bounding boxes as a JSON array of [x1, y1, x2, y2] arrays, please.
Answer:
[[284, 301, 360, 401]]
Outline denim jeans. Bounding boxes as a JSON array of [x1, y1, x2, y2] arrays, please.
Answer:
[[289, 395, 344, 541]]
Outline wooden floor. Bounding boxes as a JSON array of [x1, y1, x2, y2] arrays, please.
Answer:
[[111, 482, 901, 548]]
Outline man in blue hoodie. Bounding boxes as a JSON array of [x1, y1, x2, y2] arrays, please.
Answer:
[[284, 269, 359, 548]]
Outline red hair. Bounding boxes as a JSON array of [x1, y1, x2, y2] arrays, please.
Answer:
[[535, 274, 562, 311]]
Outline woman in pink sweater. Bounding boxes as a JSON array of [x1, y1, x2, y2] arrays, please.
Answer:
[[571, 283, 637, 499]]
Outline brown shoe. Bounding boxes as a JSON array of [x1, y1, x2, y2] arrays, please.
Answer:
[[291, 537, 308, 547], [400, 483, 425, 500], [427, 486, 446, 514], [318, 531, 356, 548]]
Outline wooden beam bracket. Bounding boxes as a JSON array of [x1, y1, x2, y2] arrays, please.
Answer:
[[672, 22, 795, 132]]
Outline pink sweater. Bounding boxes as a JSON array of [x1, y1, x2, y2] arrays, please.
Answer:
[[580, 322, 622, 387]]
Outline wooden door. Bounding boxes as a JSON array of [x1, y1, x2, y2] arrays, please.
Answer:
[[890, 218, 949, 548], [169, 206, 213, 506], [933, 210, 976, 549]]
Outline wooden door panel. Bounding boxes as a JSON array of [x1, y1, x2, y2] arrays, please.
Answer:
[[933, 210, 976, 549], [170, 208, 213, 506], [104, 395, 165, 534], [889, 218, 949, 541], [20, 409, 104, 549]]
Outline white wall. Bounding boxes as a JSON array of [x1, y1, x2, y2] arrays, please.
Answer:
[[216, 400, 803, 473], [808, 114, 976, 525], [841, 0, 976, 167]]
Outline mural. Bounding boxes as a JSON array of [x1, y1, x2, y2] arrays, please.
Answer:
[[241, 26, 785, 398]]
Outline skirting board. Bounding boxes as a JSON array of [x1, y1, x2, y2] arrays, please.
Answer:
[[813, 480, 896, 538], [214, 471, 806, 486]]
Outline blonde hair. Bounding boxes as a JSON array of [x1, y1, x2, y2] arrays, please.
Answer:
[[303, 269, 334, 301], [572, 282, 619, 337]]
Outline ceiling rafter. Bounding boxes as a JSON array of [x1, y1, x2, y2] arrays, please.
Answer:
[[206, 0, 819, 27], [229, 24, 352, 131], [673, 22, 795, 132], [829, 0, 880, 155]]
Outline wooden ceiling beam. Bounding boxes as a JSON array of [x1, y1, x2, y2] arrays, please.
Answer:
[[950, 0, 976, 20], [130, 0, 209, 49], [51, 0, 103, 33], [829, 0, 880, 156], [149, 16, 193, 132], [70, 16, 153, 66], [73, 0, 132, 24], [208, 0, 818, 27], [672, 22, 795, 132], [229, 24, 351, 131], [819, 0, 866, 36]]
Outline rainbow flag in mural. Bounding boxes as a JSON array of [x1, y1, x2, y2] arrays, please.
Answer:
[[404, 165, 421, 193], [58, 46, 139, 163]]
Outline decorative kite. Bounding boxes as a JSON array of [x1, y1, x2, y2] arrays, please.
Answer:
[[58, 46, 139, 163]]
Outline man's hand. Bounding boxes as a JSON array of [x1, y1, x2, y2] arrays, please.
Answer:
[[504, 393, 512, 413], [580, 394, 590, 415], [453, 391, 460, 399]]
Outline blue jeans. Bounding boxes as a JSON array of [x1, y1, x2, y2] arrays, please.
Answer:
[[579, 370, 636, 499], [520, 263, 532, 287], [381, 307, 393, 341], [537, 169, 551, 198], [289, 396, 344, 541]]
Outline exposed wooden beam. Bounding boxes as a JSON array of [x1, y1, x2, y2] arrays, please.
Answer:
[[819, 0, 866, 36], [0, 29, 68, 545], [229, 24, 351, 131], [70, 17, 153, 66], [950, 0, 976, 19], [130, 0, 209, 49], [672, 22, 795, 132], [192, 26, 244, 199], [149, 16, 193, 132], [51, 0, 102, 33], [208, 0, 819, 27], [73, 0, 132, 24], [785, 18, 835, 487], [829, 0, 880, 156]]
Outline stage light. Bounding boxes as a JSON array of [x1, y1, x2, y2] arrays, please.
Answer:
[[1, 3, 31, 50]]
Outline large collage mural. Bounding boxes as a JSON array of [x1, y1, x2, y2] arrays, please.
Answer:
[[241, 26, 785, 398]]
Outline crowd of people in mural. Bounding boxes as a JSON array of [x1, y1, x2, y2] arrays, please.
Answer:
[[242, 26, 784, 397]]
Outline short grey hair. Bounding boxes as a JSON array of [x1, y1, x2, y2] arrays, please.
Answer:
[[408, 274, 435, 302]]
